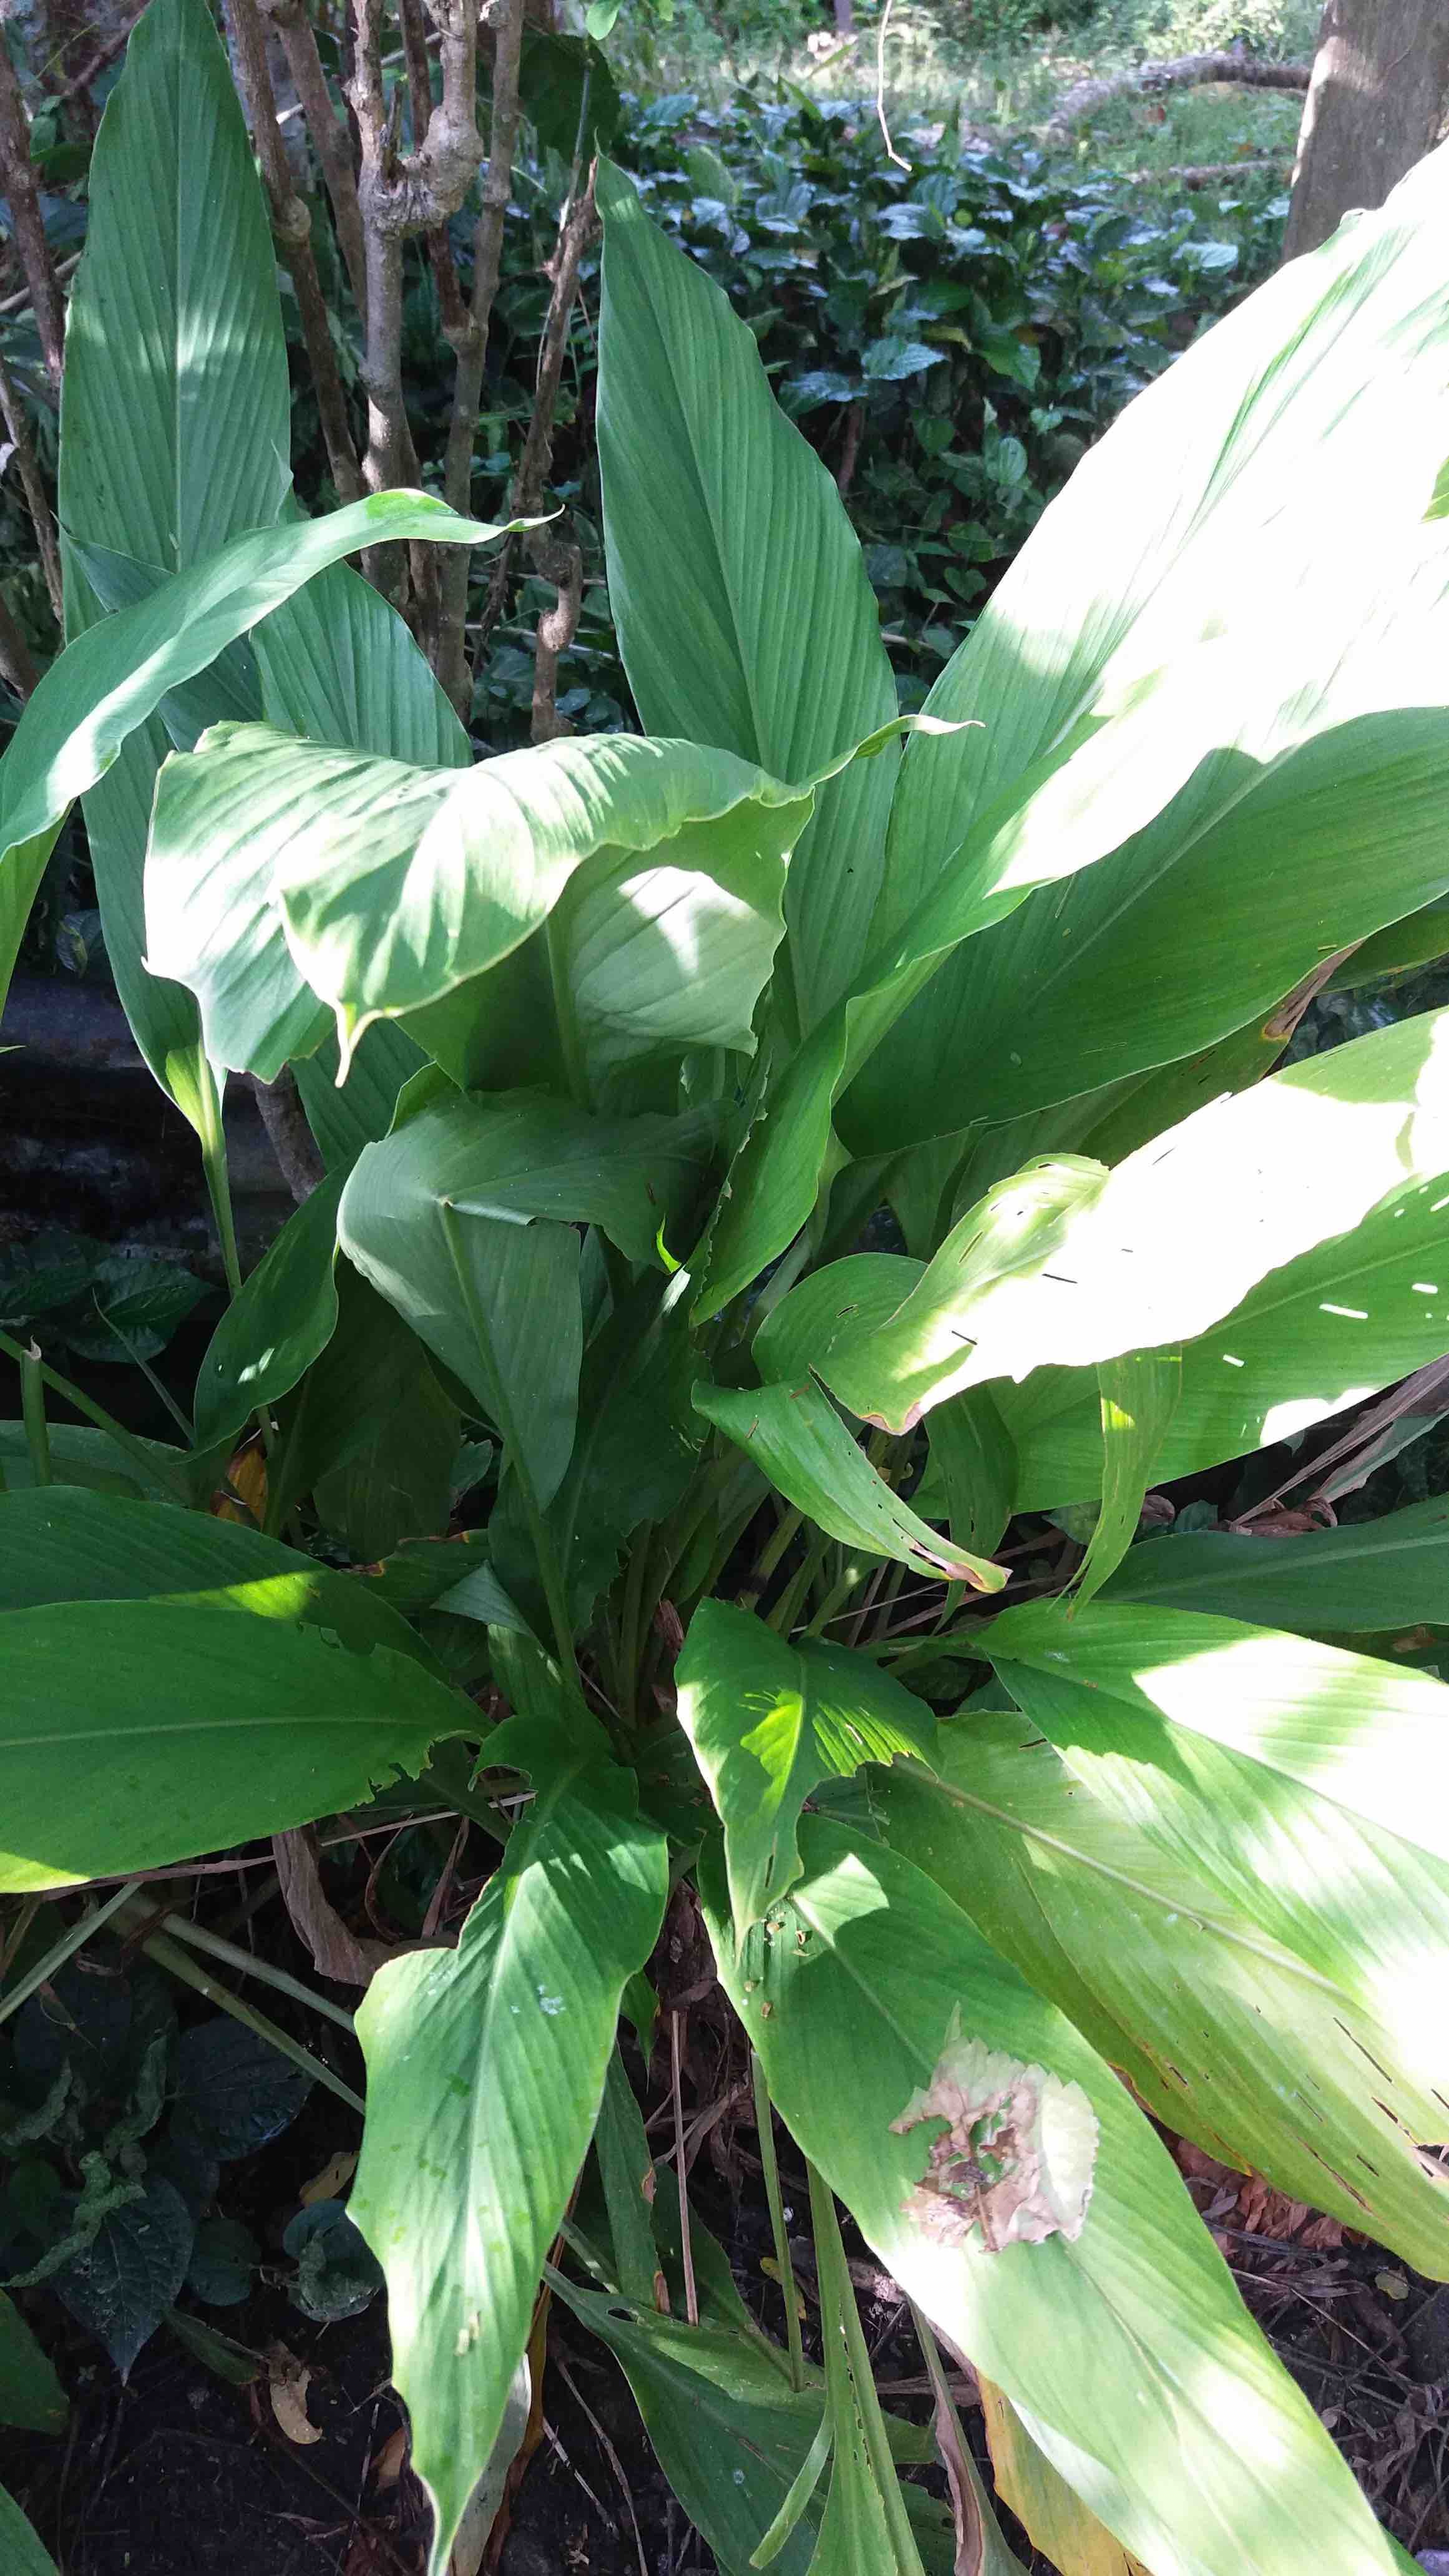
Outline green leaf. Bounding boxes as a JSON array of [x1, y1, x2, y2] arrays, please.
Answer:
[[1102, 1495, 1449, 1631], [0, 1485, 433, 1661], [756, 1157, 1106, 1433], [56, 0, 290, 1121], [313, 1338, 457, 1559], [0, 1594, 468, 1891], [519, 26, 622, 157], [52, 2176, 193, 2378], [350, 1722, 668, 2576], [922, 1388, 1017, 1559], [149, 722, 804, 1079], [976, 1598, 1449, 2266], [1073, 1352, 1180, 1609], [0, 2482, 58, 2576], [253, 555, 471, 769], [192, 1172, 344, 1450], [848, 1005, 1449, 1460], [596, 157, 899, 1028], [694, 1378, 1007, 1592], [547, 1272, 702, 1620], [293, 1023, 429, 1174], [0, 1422, 186, 1503], [338, 1085, 712, 1508], [704, 1818, 1401, 2576], [857, 136, 1449, 1140], [552, 2270, 829, 2576], [173, 2017, 313, 2157], [874, 1689, 1449, 2276], [676, 1599, 937, 1944], [0, 490, 507, 1017], [0, 2293, 67, 2432], [59, 0, 289, 584]]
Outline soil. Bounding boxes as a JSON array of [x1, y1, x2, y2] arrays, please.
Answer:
[[5, 2046, 1448, 2576]]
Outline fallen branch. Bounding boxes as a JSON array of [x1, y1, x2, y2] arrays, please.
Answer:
[[1045, 49, 1309, 147], [223, 0, 363, 505]]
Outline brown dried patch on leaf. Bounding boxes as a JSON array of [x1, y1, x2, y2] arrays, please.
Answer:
[[892, 2021, 1098, 2253]]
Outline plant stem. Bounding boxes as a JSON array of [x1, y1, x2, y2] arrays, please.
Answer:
[[19, 1342, 51, 1486], [437, 1203, 588, 1722], [195, 1070, 243, 1300], [154, 1910, 357, 2034], [223, 0, 363, 505], [0, 36, 67, 384], [137, 1923, 364, 2115], [0, 1325, 192, 1498], [807, 2160, 923, 2569], [752, 2051, 807, 2390], [0, 1881, 140, 2029], [434, 0, 525, 708]]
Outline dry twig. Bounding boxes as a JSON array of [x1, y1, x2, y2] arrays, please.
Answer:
[[0, 36, 67, 385]]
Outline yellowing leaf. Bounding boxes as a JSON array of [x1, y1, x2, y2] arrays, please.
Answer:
[[979, 2376, 1150, 2574]]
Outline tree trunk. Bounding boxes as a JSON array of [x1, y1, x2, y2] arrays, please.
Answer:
[[1283, 0, 1449, 259]]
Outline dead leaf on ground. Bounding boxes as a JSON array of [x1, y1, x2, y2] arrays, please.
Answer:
[[371, 2425, 409, 2491], [266, 2343, 323, 2445], [301, 2147, 359, 2207], [1173, 2140, 1345, 2249], [892, 2017, 1098, 2252]]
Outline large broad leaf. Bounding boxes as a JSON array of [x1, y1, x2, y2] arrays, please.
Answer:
[[856, 137, 1449, 1138], [0, 2485, 57, 2576], [60, 0, 289, 584], [57, 0, 289, 1115], [847, 604, 1449, 1149], [793, 1005, 1449, 1460], [147, 722, 805, 1080], [1074, 1351, 1181, 1608], [350, 1716, 668, 2576], [873, 1685, 1449, 2275], [675, 1598, 938, 1944], [0, 492, 506, 1014], [694, 148, 1449, 1305], [703, 1817, 1401, 2576], [253, 555, 471, 769], [1102, 1496, 1449, 1632], [338, 1083, 711, 1509], [0, 2293, 67, 2432], [544, 1272, 702, 1621], [694, 1377, 1008, 1591], [595, 157, 899, 1030], [0, 1485, 429, 1660], [192, 1171, 344, 1451], [0, 1591, 467, 1890]]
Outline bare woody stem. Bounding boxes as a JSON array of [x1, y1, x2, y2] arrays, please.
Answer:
[[396, 0, 469, 340], [476, 164, 598, 680], [0, 35, 66, 386], [434, 0, 526, 714], [223, 0, 363, 504], [256, 0, 369, 313], [0, 342, 63, 625], [0, 585, 36, 696]]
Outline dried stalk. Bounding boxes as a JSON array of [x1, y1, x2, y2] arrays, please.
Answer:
[[257, 0, 368, 312], [224, 0, 362, 503], [0, 582, 37, 695], [434, 0, 526, 711], [0, 342, 62, 624], [0, 36, 66, 385], [530, 532, 581, 740], [474, 163, 598, 676], [396, 0, 469, 339], [246, 1068, 326, 1203]]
